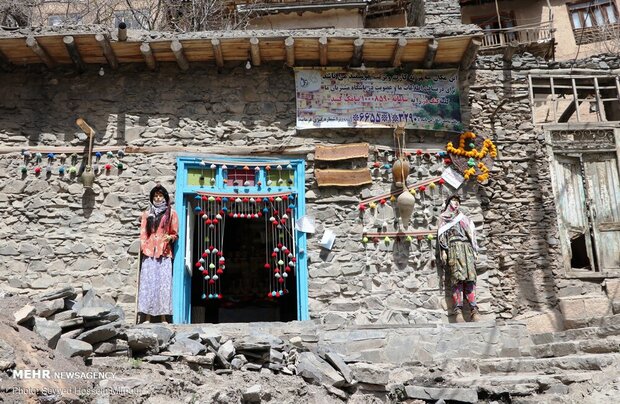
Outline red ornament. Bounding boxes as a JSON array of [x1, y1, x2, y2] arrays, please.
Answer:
[[274, 268, 280, 273], [273, 210, 279, 215], [264, 263, 271, 269], [208, 245, 214, 251], [206, 219, 212, 225], [242, 197, 249, 203], [201, 195, 208, 201], [228, 213, 234, 218], [269, 197, 275, 202], [217, 251, 223, 257], [265, 165, 271, 171], [209, 279, 215, 285], [416, 149, 423, 155], [277, 243, 283, 248], [373, 162, 381, 168], [291, 257, 297, 262], [215, 197, 222, 202], [380, 199, 386, 205], [286, 208, 292, 214], [271, 252, 277, 258], [359, 204, 367, 211], [202, 270, 209, 276], [278, 278, 284, 284], [195, 262, 202, 267], [280, 219, 286, 224], [218, 294, 223, 299], [285, 266, 291, 272], [216, 268, 224, 275], [105, 164, 112, 170], [444, 158, 452, 165], [419, 185, 426, 192], [201, 252, 208, 258], [267, 292, 272, 298], [199, 211, 205, 216], [34, 166, 41, 174], [212, 219, 219, 224], [438, 178, 445, 185]]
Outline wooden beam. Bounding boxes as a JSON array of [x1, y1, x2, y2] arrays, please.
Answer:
[[593, 77, 606, 121], [319, 36, 328, 66], [391, 37, 407, 67], [170, 39, 189, 71], [571, 78, 581, 122], [250, 37, 261, 66], [460, 38, 482, 70], [503, 41, 518, 62], [63, 36, 85, 73], [117, 22, 127, 42], [315, 168, 372, 187], [557, 100, 577, 123], [423, 39, 438, 69], [285, 36, 295, 67], [211, 38, 224, 68], [351, 37, 364, 67], [315, 143, 369, 161], [140, 42, 157, 71], [26, 36, 55, 69], [95, 33, 118, 70], [0, 49, 11, 71]]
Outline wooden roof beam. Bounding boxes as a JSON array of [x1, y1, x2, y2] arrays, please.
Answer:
[[140, 42, 157, 71], [351, 37, 364, 67], [319, 36, 328, 66], [285, 36, 295, 67], [0, 49, 11, 71], [423, 39, 438, 69], [460, 38, 482, 70], [63, 36, 85, 73], [250, 37, 261, 66], [171, 39, 189, 71], [26, 36, 55, 69], [211, 38, 224, 68], [95, 33, 118, 70], [391, 37, 407, 67], [117, 22, 127, 42]]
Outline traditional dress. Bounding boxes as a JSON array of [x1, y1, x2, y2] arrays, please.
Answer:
[[138, 203, 179, 316], [437, 204, 479, 311]]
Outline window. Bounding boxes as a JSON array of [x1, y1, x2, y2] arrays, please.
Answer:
[[47, 13, 82, 27], [114, 9, 149, 29], [568, 0, 619, 44]]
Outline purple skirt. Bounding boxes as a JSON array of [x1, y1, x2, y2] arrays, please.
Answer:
[[138, 256, 172, 316]]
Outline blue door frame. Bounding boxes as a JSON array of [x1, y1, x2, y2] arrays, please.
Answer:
[[172, 156, 309, 324]]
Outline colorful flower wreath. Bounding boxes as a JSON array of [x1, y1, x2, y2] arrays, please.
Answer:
[[446, 132, 497, 182]]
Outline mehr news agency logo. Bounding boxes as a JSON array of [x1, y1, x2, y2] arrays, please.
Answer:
[[4, 369, 116, 380]]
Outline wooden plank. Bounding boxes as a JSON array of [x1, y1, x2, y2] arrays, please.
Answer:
[[171, 39, 190, 71], [571, 78, 581, 122], [26, 36, 56, 68], [63, 36, 85, 72], [33, 36, 70, 64], [593, 77, 606, 121], [401, 39, 430, 63], [315, 168, 372, 187], [315, 143, 369, 161], [0, 48, 11, 71], [285, 37, 295, 67], [435, 36, 472, 64], [391, 37, 407, 67]]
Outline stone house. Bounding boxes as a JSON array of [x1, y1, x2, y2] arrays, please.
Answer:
[[0, 0, 618, 335]]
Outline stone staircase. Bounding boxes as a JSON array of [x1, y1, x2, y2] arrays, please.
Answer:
[[402, 314, 620, 402]]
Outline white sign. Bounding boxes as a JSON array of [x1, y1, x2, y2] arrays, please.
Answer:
[[319, 229, 336, 250], [441, 166, 465, 189]]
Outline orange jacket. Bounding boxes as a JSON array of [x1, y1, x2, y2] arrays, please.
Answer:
[[140, 210, 179, 258]]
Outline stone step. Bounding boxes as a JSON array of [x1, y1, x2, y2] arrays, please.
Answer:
[[530, 336, 620, 358], [476, 353, 620, 375], [531, 314, 620, 345], [448, 372, 597, 397]]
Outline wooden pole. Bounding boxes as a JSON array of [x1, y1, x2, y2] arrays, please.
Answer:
[[284, 36, 295, 67], [63, 36, 86, 73], [495, 0, 503, 30], [423, 39, 438, 69], [26, 36, 55, 69], [250, 37, 261, 66], [351, 37, 364, 67], [391, 37, 407, 67], [117, 22, 127, 42], [95, 33, 118, 70], [76, 118, 95, 167], [319, 36, 328, 66], [593, 77, 606, 121], [571, 78, 581, 122], [171, 39, 190, 71], [460, 38, 481, 70], [211, 38, 224, 68], [140, 42, 157, 71]]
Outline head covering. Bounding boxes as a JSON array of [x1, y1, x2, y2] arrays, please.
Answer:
[[150, 184, 170, 205], [443, 194, 461, 212]]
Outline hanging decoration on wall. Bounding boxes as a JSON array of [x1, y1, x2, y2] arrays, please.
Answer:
[[446, 131, 497, 182], [191, 191, 297, 300], [16, 149, 127, 178]]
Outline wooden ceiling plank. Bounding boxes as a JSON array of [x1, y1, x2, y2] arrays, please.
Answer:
[[140, 42, 157, 71], [391, 37, 407, 67], [171, 39, 190, 71], [26, 36, 55, 68], [0, 48, 11, 71], [351, 37, 364, 67], [423, 39, 438, 69], [319, 36, 328, 66], [250, 37, 261, 66], [63, 36, 85, 72], [95, 33, 118, 70], [285, 36, 295, 67], [212, 38, 224, 68]]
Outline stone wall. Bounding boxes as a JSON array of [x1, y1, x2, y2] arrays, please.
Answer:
[[421, 0, 462, 25], [0, 64, 492, 326]]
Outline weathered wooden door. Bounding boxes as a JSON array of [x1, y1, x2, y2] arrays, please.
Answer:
[[583, 153, 620, 271]]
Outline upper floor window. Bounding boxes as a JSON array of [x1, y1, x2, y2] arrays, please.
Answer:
[[114, 9, 149, 29], [48, 13, 82, 27], [568, 0, 619, 44]]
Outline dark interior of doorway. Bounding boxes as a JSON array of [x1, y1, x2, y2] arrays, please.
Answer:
[[570, 233, 592, 270], [191, 217, 297, 323]]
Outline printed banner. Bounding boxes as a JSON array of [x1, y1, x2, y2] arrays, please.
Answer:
[[295, 69, 462, 131]]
